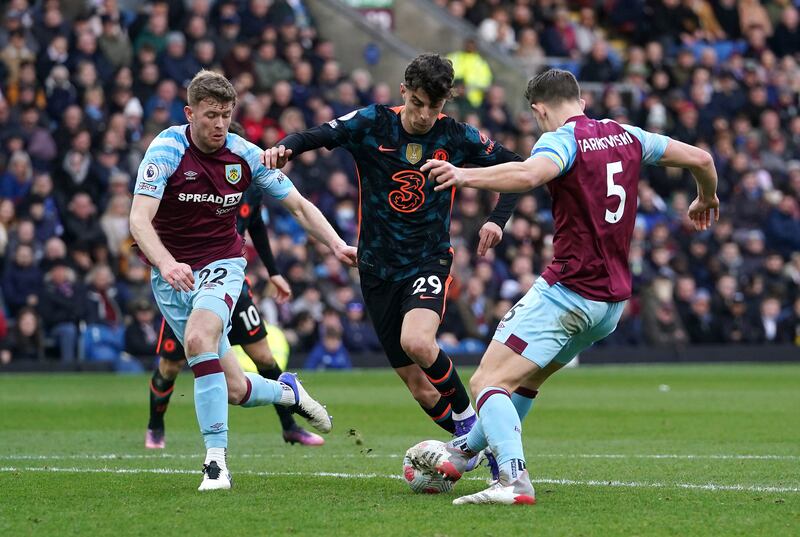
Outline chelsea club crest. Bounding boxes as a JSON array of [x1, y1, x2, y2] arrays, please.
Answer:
[[225, 164, 242, 184]]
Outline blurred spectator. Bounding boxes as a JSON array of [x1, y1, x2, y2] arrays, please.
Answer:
[[124, 299, 159, 363], [83, 265, 125, 362], [38, 260, 87, 363], [580, 40, 618, 83], [1, 306, 44, 363], [0, 150, 33, 203], [62, 193, 107, 252], [2, 243, 40, 316], [447, 38, 493, 109], [341, 300, 380, 353], [641, 278, 689, 347], [765, 195, 800, 258], [100, 194, 132, 258], [160, 32, 199, 88], [721, 292, 759, 344], [753, 296, 782, 344], [98, 15, 133, 69], [685, 289, 723, 344], [304, 325, 352, 370], [779, 297, 800, 345]]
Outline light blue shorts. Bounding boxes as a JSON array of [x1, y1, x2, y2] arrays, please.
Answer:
[[151, 257, 246, 360], [492, 278, 626, 369]]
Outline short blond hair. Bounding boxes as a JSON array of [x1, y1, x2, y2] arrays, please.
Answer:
[[187, 70, 237, 107]]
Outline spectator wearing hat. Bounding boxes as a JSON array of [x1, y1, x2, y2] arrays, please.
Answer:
[[19, 194, 61, 243], [124, 299, 160, 363], [215, 12, 242, 61], [2, 243, 41, 316], [721, 292, 759, 344], [38, 259, 87, 362], [685, 288, 723, 344], [342, 300, 380, 353], [98, 15, 133, 70], [160, 32, 200, 88]]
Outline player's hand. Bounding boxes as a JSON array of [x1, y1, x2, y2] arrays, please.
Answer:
[[422, 159, 465, 191], [159, 259, 195, 292], [269, 275, 293, 304], [262, 145, 293, 169], [688, 195, 720, 231], [477, 222, 503, 257], [332, 242, 358, 267]]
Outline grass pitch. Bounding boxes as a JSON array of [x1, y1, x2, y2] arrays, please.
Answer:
[[0, 364, 798, 536]]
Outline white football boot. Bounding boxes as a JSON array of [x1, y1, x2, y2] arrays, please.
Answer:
[[278, 372, 332, 433], [407, 440, 473, 481], [198, 450, 232, 491], [453, 470, 536, 505]]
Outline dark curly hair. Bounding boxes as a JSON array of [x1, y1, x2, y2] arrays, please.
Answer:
[[524, 69, 580, 105], [404, 53, 454, 104]]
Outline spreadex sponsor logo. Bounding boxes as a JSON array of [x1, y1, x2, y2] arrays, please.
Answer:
[[178, 192, 242, 207]]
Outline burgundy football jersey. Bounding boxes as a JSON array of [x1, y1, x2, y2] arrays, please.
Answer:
[[539, 116, 646, 302], [134, 126, 292, 270]]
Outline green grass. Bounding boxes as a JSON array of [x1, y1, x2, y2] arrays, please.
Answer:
[[0, 364, 798, 536]]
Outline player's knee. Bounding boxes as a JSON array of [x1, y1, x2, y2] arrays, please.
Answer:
[[160, 360, 182, 379], [184, 329, 216, 357], [400, 334, 436, 364]]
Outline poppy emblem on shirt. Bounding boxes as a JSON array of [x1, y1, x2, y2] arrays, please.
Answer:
[[406, 143, 423, 165], [225, 164, 242, 184]]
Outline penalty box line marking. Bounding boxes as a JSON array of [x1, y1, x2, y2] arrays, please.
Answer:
[[0, 452, 797, 461], [1, 466, 799, 494]]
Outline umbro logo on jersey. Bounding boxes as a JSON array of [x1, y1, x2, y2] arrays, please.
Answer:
[[184, 170, 198, 180], [378, 145, 396, 152]]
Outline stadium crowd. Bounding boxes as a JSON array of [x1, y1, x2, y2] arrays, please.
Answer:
[[0, 0, 799, 368]]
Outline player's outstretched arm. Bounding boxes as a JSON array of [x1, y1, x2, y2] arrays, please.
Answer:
[[423, 156, 561, 193], [657, 139, 720, 231], [262, 124, 343, 168], [129, 194, 194, 292], [279, 189, 358, 267]]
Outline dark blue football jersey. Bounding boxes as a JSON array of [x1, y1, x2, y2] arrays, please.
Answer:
[[319, 104, 520, 281]]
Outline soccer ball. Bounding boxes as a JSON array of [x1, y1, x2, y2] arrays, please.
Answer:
[[402, 448, 454, 494]]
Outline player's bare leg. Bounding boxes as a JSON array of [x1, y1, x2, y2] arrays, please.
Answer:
[[400, 309, 476, 435], [395, 364, 456, 432], [184, 308, 232, 491], [240, 339, 324, 446], [146, 357, 184, 449]]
